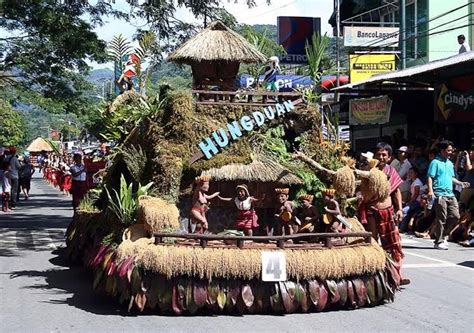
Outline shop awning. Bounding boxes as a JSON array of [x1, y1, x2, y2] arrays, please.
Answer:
[[333, 52, 474, 92]]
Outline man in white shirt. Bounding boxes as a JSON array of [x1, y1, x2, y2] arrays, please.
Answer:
[[458, 34, 471, 54], [391, 146, 412, 202], [70, 152, 87, 211]]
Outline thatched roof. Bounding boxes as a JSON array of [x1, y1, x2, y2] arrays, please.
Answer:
[[26, 137, 53, 153], [201, 158, 303, 185], [167, 21, 267, 64]]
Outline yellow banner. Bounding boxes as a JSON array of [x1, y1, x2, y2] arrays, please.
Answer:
[[349, 54, 396, 83], [349, 95, 392, 125]]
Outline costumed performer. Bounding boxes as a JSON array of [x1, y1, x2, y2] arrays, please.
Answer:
[[69, 152, 88, 211], [189, 176, 220, 234], [296, 194, 319, 233], [274, 188, 295, 236], [219, 184, 265, 236]]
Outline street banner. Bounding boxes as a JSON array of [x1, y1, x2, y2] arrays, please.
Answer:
[[436, 84, 474, 120], [349, 54, 395, 83], [349, 95, 392, 125], [344, 26, 399, 47], [278, 16, 321, 63]]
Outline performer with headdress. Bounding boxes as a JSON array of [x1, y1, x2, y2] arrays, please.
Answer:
[[219, 184, 265, 236], [296, 194, 319, 233], [189, 176, 220, 234], [273, 188, 295, 236]]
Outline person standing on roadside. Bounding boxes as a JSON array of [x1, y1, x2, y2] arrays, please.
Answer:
[[19, 157, 35, 200], [70, 152, 87, 211], [458, 34, 471, 54], [427, 140, 470, 250], [7, 147, 20, 209]]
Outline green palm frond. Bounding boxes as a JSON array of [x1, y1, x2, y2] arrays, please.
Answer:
[[108, 34, 132, 62]]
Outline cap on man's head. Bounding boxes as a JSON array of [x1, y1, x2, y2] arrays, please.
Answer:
[[398, 146, 408, 152], [361, 151, 374, 160]]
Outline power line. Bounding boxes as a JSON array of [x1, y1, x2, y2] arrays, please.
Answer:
[[345, 1, 473, 49]]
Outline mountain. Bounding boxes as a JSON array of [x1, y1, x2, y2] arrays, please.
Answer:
[[87, 68, 114, 83]]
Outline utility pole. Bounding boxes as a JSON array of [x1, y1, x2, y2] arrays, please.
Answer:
[[336, 0, 341, 90], [401, 0, 406, 69]]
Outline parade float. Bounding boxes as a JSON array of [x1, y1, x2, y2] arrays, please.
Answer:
[[65, 21, 401, 315]]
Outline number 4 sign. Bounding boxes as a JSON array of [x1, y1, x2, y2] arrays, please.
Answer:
[[261, 251, 287, 282]]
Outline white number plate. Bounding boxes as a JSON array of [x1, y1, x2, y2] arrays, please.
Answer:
[[261, 251, 287, 282]]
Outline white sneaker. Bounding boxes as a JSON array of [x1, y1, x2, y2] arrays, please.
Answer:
[[434, 242, 448, 250]]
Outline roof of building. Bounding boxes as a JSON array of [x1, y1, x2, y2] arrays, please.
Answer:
[[26, 137, 54, 153], [167, 21, 267, 64]]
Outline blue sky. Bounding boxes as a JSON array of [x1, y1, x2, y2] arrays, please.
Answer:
[[91, 0, 334, 69]]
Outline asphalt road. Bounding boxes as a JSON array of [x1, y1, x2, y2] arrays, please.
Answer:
[[1, 173, 473, 332]]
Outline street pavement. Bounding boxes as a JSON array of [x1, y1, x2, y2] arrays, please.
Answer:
[[1, 173, 473, 333]]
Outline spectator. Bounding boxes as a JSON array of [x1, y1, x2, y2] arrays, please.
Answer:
[[390, 146, 412, 180], [411, 145, 429, 180], [449, 207, 474, 246], [0, 159, 12, 212], [19, 157, 35, 200], [458, 34, 471, 54], [413, 194, 436, 238], [400, 167, 423, 233], [427, 140, 470, 250], [7, 147, 20, 209], [457, 149, 474, 207]]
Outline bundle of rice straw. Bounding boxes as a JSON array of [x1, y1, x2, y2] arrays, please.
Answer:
[[360, 169, 390, 202], [334, 166, 356, 197], [137, 196, 180, 233]]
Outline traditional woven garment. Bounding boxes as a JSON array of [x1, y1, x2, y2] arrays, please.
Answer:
[[383, 165, 403, 194], [71, 180, 88, 209], [369, 206, 404, 262]]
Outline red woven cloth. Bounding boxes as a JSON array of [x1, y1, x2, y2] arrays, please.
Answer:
[[370, 206, 404, 262], [235, 210, 259, 230], [71, 180, 88, 209], [63, 175, 72, 192], [383, 165, 403, 194]]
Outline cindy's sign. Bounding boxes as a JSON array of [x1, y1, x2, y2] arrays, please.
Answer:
[[344, 26, 399, 48], [349, 95, 392, 125], [197, 100, 296, 160], [437, 84, 474, 120]]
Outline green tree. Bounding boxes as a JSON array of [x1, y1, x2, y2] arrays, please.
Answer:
[[0, 99, 25, 146]]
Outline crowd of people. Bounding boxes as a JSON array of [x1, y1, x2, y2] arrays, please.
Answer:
[[0, 143, 111, 213], [0, 147, 35, 212], [357, 137, 474, 249]]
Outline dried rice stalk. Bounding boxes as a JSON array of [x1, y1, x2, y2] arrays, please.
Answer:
[[116, 239, 385, 281], [360, 169, 390, 202], [334, 166, 356, 197], [137, 196, 180, 232]]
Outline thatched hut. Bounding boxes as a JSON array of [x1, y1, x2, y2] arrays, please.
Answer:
[[167, 21, 267, 91], [27, 137, 53, 153]]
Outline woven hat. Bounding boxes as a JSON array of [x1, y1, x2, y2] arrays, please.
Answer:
[[322, 188, 336, 197], [275, 188, 289, 195], [195, 175, 211, 184], [236, 184, 250, 197], [299, 194, 314, 202]]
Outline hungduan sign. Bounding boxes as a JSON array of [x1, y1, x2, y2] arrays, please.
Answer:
[[344, 26, 399, 48], [197, 100, 296, 160]]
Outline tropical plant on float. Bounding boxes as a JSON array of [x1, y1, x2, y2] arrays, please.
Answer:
[[104, 174, 153, 227]]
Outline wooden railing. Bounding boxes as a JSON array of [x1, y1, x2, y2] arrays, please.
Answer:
[[192, 89, 303, 106], [153, 232, 372, 249]]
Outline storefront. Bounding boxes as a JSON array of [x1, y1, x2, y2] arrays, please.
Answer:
[[333, 52, 474, 151]]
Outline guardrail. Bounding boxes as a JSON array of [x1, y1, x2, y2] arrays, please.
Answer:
[[153, 232, 372, 249]]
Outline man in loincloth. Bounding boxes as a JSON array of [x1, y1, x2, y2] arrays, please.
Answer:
[[296, 194, 320, 233], [370, 142, 410, 285]]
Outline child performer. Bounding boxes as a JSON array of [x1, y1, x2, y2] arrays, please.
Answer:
[[219, 184, 265, 236], [189, 176, 220, 234]]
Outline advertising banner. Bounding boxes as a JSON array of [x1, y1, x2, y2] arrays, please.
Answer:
[[344, 26, 399, 47], [278, 16, 321, 63], [349, 54, 395, 83], [349, 95, 392, 125], [436, 84, 474, 120]]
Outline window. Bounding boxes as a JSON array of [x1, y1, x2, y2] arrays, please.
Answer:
[[406, 0, 428, 60]]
